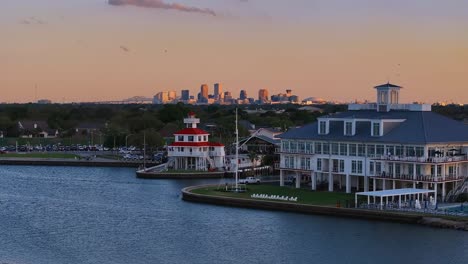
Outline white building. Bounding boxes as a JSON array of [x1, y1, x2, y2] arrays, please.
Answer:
[[167, 112, 225, 171], [278, 83, 468, 201]]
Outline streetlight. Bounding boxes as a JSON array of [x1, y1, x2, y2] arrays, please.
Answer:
[[125, 134, 134, 149]]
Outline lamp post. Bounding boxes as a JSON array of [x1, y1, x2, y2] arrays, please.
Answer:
[[125, 134, 134, 149]]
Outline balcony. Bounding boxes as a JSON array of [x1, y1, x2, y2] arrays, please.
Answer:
[[276, 148, 314, 155], [373, 155, 468, 163], [371, 173, 465, 183]]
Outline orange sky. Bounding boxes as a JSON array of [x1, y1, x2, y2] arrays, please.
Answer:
[[1, 0, 467, 103]]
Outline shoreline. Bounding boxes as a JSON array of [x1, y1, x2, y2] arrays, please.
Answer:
[[182, 185, 468, 231], [0, 157, 151, 168]]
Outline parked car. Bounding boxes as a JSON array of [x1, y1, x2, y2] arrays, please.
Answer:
[[238, 177, 261, 184]]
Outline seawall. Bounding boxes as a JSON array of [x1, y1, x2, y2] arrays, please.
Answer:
[[182, 185, 468, 231]]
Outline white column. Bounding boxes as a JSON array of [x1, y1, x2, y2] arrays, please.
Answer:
[[328, 172, 334, 192], [442, 182, 446, 201], [328, 159, 333, 192], [295, 172, 301, 189], [311, 171, 316, 191], [364, 176, 369, 192], [346, 174, 351, 193], [373, 179, 376, 191], [280, 170, 284, 187], [392, 180, 396, 189]]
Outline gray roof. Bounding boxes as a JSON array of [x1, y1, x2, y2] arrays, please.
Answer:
[[374, 83, 402, 89], [279, 110, 468, 144]]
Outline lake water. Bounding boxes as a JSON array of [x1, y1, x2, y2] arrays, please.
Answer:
[[0, 166, 466, 264]]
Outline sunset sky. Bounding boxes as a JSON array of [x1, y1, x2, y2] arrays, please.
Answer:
[[2, 0, 468, 103]]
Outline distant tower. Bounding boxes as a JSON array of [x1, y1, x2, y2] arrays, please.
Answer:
[[239, 90, 247, 100], [181, 90, 190, 101], [374, 82, 402, 112], [286, 89, 292, 97], [258, 89, 269, 103], [200, 84, 209, 100], [214, 83, 223, 100]]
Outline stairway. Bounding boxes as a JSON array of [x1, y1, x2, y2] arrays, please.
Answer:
[[446, 177, 468, 202]]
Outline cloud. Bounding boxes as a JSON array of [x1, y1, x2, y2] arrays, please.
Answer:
[[108, 0, 216, 16]]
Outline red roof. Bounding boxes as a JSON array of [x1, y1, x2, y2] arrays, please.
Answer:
[[170, 142, 224, 147], [174, 128, 209, 135]]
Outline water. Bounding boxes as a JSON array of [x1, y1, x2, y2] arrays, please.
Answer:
[[0, 166, 466, 264]]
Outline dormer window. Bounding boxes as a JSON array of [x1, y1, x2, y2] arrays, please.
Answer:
[[372, 122, 381, 136], [344, 121, 353, 136], [318, 120, 328, 135], [178, 136, 184, 142]]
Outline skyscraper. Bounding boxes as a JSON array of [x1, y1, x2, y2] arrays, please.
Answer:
[[258, 89, 269, 103], [214, 83, 223, 100], [200, 84, 209, 100], [239, 90, 247, 100], [181, 90, 190, 101]]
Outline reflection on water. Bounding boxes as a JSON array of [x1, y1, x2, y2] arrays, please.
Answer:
[[0, 166, 466, 264]]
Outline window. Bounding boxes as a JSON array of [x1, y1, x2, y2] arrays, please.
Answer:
[[376, 162, 382, 175], [415, 147, 424, 157], [177, 135, 184, 142], [406, 146, 415, 157], [204, 135, 208, 141], [198, 136, 202, 141], [290, 142, 297, 153], [301, 157, 311, 170], [370, 161, 374, 175], [317, 158, 322, 171], [319, 121, 327, 134], [372, 122, 380, 136], [358, 144, 366, 157], [352, 160, 363, 174], [315, 142, 322, 154], [395, 146, 404, 156], [386, 145, 394, 156], [339, 160, 345, 172], [416, 164, 421, 176], [351, 160, 357, 173], [298, 142, 305, 153], [367, 144, 375, 157], [349, 144, 357, 156], [345, 122, 353, 136], [323, 143, 329, 154], [332, 159, 339, 172], [376, 145, 384, 156], [331, 143, 339, 155], [188, 136, 194, 142], [305, 142, 312, 154], [282, 141, 289, 152], [339, 143, 347, 156], [395, 164, 401, 176]]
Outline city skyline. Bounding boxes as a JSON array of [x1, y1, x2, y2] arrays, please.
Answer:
[[2, 0, 468, 103]]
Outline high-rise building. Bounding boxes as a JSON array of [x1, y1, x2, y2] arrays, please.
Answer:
[[181, 90, 190, 101], [258, 89, 269, 103], [240, 90, 247, 100], [214, 83, 223, 100], [200, 84, 209, 100]]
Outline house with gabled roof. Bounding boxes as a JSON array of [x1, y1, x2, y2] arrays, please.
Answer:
[[278, 83, 468, 202], [18, 120, 59, 138]]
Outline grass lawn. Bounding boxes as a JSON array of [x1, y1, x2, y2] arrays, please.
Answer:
[[191, 184, 355, 206], [0, 153, 80, 159]]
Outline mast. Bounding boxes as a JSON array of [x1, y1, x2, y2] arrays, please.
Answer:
[[235, 108, 239, 190], [143, 131, 146, 170]]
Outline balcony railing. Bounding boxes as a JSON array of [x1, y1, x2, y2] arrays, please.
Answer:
[[371, 173, 465, 182], [373, 155, 468, 163], [276, 148, 314, 155]]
